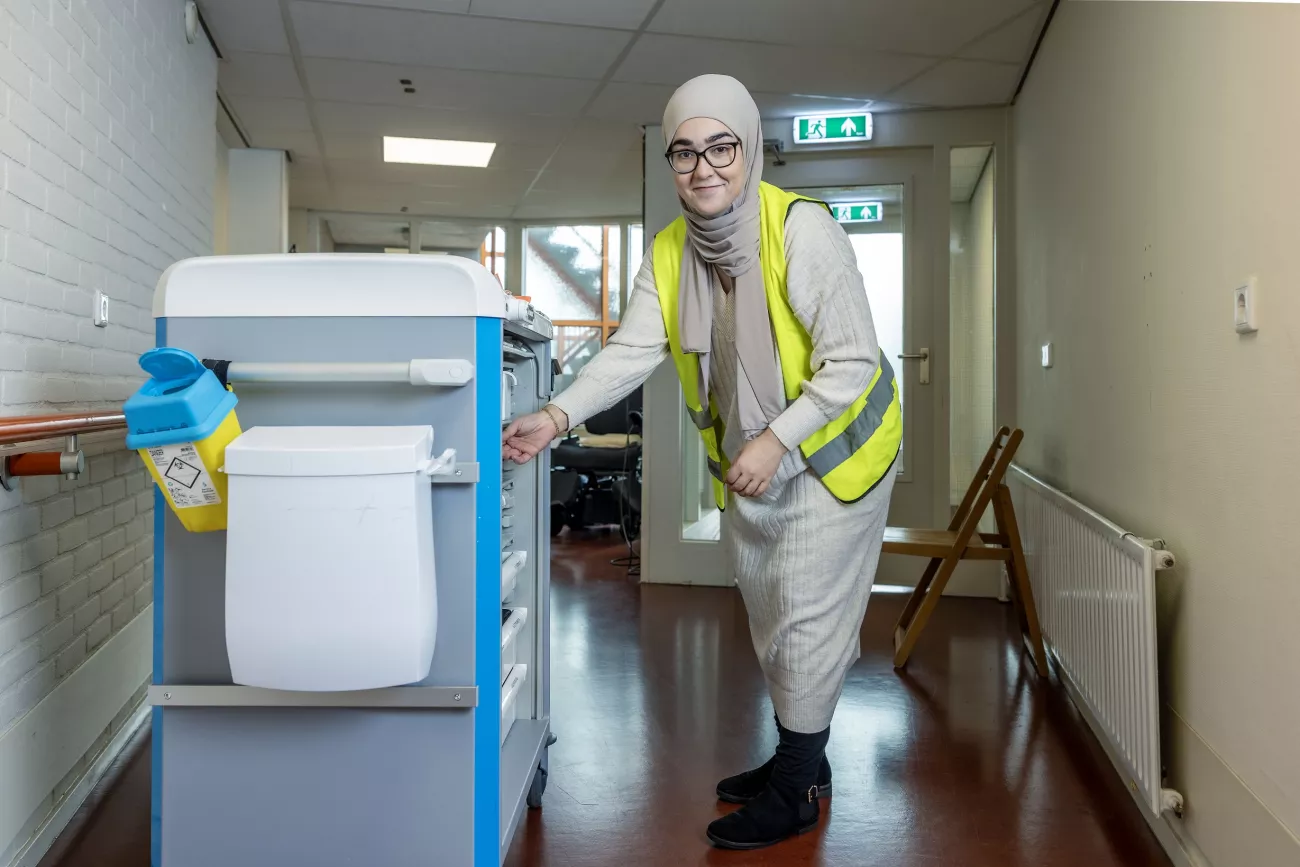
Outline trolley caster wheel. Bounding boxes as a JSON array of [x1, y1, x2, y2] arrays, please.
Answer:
[[526, 764, 548, 809]]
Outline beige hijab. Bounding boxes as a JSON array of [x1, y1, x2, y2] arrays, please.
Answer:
[[662, 74, 785, 442]]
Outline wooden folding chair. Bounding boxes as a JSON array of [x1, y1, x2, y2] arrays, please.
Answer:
[[883, 426, 1049, 676]]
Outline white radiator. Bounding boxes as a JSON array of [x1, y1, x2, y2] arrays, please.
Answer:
[[1008, 465, 1181, 818]]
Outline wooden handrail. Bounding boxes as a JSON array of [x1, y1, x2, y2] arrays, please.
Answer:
[[0, 411, 126, 446]]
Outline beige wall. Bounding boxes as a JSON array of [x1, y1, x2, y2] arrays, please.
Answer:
[[950, 159, 995, 510], [214, 130, 229, 255], [1013, 3, 1300, 865]]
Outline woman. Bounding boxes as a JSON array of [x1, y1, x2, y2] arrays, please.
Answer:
[[503, 74, 901, 850]]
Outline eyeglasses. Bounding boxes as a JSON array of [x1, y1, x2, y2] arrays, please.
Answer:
[[665, 142, 738, 175]]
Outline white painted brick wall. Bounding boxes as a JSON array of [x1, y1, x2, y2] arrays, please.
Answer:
[[0, 0, 216, 750]]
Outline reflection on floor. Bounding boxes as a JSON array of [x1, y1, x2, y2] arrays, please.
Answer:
[[41, 533, 1170, 867]]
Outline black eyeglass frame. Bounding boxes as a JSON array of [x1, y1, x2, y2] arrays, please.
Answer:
[[663, 141, 740, 174]]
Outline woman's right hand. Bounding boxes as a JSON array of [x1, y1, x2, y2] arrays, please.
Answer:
[[503, 410, 562, 465]]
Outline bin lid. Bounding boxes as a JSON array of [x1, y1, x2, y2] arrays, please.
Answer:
[[123, 348, 238, 449], [224, 426, 435, 477]]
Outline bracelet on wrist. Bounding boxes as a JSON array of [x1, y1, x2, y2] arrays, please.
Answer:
[[542, 404, 568, 435]]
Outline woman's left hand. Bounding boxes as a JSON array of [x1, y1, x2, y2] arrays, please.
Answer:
[[725, 429, 788, 497]]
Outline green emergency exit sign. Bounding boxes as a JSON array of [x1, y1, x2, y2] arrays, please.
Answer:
[[792, 112, 873, 144], [830, 202, 883, 224]]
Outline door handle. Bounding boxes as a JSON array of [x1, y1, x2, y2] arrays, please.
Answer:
[[897, 348, 930, 385]]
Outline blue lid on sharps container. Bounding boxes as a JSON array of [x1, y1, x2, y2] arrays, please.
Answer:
[[123, 348, 238, 450]]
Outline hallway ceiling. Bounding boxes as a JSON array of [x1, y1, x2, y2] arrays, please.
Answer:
[[200, 0, 1051, 231]]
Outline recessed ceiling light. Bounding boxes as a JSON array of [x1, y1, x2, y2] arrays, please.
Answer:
[[382, 136, 495, 168]]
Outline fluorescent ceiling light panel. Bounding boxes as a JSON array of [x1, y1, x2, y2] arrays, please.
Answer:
[[383, 136, 495, 167]]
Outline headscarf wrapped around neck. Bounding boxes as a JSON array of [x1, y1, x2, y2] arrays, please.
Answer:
[[662, 74, 785, 443]]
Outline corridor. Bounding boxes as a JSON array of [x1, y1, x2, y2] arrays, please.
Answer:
[[42, 535, 1168, 867]]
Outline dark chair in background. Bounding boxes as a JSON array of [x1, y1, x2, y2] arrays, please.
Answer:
[[550, 388, 642, 541]]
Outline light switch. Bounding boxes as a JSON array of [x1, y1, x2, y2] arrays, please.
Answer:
[[1234, 278, 1258, 334], [1041, 342, 1054, 369], [93, 291, 109, 327]]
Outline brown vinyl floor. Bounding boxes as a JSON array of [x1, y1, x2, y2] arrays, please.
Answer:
[[43, 534, 1170, 867]]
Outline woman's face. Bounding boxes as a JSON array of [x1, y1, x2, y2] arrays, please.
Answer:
[[667, 117, 744, 218]]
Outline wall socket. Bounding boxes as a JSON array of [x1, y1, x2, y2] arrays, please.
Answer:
[[93, 291, 109, 327]]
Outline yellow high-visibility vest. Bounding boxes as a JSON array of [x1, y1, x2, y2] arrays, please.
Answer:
[[653, 182, 902, 510]]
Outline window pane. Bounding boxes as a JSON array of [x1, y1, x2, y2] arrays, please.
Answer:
[[628, 224, 644, 281], [606, 225, 621, 322], [848, 232, 904, 415], [524, 226, 603, 321], [553, 325, 602, 377]]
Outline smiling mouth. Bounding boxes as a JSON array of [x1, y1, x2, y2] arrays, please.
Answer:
[[693, 184, 724, 192]]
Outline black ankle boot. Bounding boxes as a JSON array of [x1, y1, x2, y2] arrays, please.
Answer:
[[707, 783, 820, 850], [715, 753, 832, 804], [707, 723, 830, 850], [716, 713, 833, 804]]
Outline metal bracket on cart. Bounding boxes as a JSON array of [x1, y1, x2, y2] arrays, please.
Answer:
[[149, 685, 479, 708]]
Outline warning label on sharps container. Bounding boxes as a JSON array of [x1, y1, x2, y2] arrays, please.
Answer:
[[147, 442, 221, 509]]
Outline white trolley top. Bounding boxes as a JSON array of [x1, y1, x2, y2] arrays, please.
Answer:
[[154, 254, 510, 320]]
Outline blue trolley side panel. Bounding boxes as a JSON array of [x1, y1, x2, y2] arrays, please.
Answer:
[[473, 317, 504, 866], [151, 317, 166, 867]]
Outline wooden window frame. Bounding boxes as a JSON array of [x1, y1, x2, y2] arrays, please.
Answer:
[[479, 227, 505, 284]]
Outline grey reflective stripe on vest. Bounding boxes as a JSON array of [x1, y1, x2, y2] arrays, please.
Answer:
[[708, 457, 724, 480], [805, 357, 896, 478], [687, 404, 715, 432]]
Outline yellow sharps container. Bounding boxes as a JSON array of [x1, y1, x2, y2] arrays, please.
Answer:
[[123, 348, 242, 532]]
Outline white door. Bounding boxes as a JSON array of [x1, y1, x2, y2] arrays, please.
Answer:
[[640, 144, 946, 588]]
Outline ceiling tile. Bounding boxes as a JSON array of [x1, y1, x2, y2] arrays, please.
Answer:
[[325, 142, 553, 174], [886, 59, 1021, 108], [585, 81, 674, 123], [646, 0, 1041, 58], [861, 100, 924, 114], [588, 81, 903, 126], [957, 3, 1048, 63], [753, 92, 875, 119], [225, 96, 315, 135], [533, 141, 641, 187], [218, 53, 304, 99], [951, 145, 993, 169], [290, 2, 632, 79], [290, 181, 335, 210], [646, 0, 846, 50], [565, 117, 643, 151], [468, 0, 659, 29], [314, 103, 575, 148], [326, 159, 539, 194], [289, 156, 329, 183], [303, 58, 597, 116], [612, 34, 930, 100], [199, 0, 290, 54], [305, 0, 472, 12]]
